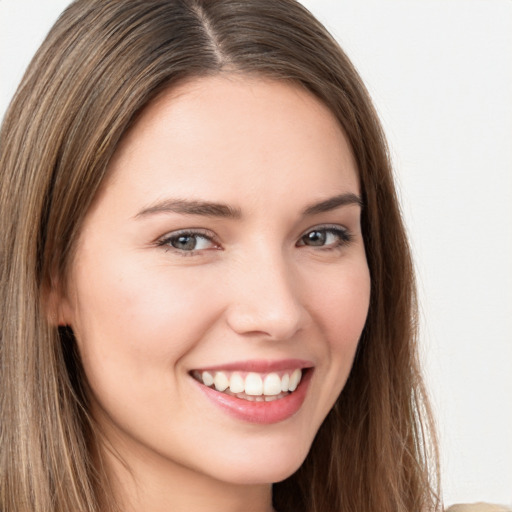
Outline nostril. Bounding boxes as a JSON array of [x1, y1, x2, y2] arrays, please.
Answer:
[[225, 297, 306, 340]]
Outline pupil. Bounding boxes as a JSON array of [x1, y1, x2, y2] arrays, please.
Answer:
[[306, 231, 325, 246], [173, 235, 196, 250]]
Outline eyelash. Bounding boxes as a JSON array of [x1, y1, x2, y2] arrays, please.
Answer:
[[157, 229, 219, 256], [297, 225, 353, 250], [156, 225, 353, 256]]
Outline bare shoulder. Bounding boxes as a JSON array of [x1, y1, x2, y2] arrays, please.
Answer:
[[446, 504, 512, 512]]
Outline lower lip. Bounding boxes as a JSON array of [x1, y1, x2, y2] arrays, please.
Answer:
[[193, 370, 312, 424]]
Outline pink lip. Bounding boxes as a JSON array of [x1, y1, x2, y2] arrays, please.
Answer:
[[193, 358, 313, 373], [192, 367, 313, 425]]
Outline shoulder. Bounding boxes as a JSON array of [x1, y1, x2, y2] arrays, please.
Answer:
[[446, 504, 512, 512]]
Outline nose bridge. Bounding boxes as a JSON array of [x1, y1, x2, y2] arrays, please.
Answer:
[[225, 242, 306, 340]]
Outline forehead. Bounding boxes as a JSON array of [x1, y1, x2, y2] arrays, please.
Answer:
[[101, 74, 359, 210]]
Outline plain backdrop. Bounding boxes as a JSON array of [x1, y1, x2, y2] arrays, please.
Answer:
[[1, 0, 511, 507]]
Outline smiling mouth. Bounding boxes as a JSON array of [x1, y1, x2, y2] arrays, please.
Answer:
[[190, 369, 305, 402]]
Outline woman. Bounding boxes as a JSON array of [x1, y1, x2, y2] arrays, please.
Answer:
[[0, 1, 440, 511]]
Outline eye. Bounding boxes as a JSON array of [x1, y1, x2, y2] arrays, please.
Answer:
[[297, 226, 352, 249], [157, 229, 218, 254]]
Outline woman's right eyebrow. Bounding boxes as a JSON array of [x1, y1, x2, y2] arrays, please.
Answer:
[[134, 199, 242, 220]]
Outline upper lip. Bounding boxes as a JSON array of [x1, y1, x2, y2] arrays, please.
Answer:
[[191, 358, 314, 373]]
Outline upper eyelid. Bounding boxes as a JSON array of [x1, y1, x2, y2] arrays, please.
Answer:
[[156, 228, 218, 246], [299, 223, 349, 236], [296, 224, 352, 246], [158, 227, 215, 239]]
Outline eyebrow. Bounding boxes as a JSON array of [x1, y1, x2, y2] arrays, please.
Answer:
[[302, 193, 363, 215], [135, 199, 242, 219], [135, 192, 362, 220]]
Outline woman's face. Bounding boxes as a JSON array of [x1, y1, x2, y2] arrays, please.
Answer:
[[60, 75, 371, 487]]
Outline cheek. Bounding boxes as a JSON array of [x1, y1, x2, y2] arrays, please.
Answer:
[[311, 259, 371, 347], [306, 258, 370, 396], [67, 250, 221, 392]]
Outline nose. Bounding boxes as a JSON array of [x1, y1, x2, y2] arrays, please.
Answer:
[[224, 249, 309, 341]]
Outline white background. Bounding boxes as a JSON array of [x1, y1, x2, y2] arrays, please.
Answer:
[[1, 0, 511, 507]]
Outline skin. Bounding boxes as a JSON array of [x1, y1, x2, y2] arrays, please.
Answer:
[[58, 75, 371, 512]]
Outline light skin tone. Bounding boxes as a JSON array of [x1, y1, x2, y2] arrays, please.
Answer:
[[57, 75, 371, 512]]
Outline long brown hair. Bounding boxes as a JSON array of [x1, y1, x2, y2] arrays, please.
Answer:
[[0, 1, 440, 511]]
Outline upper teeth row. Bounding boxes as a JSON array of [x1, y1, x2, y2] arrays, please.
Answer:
[[199, 369, 302, 396]]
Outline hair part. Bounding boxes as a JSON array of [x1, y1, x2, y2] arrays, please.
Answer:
[[0, 1, 440, 511]]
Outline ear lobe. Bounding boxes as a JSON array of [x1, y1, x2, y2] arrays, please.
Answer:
[[43, 278, 74, 327]]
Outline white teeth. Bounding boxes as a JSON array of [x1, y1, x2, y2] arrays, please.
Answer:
[[197, 369, 305, 398], [245, 372, 263, 396], [213, 372, 229, 392], [229, 372, 245, 394], [263, 373, 282, 395], [202, 371, 214, 387], [281, 373, 290, 392], [288, 369, 302, 392]]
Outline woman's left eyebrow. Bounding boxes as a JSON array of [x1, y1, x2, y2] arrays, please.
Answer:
[[302, 193, 363, 216]]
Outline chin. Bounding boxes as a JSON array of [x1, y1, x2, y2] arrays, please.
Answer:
[[204, 434, 312, 486], [219, 460, 305, 486]]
